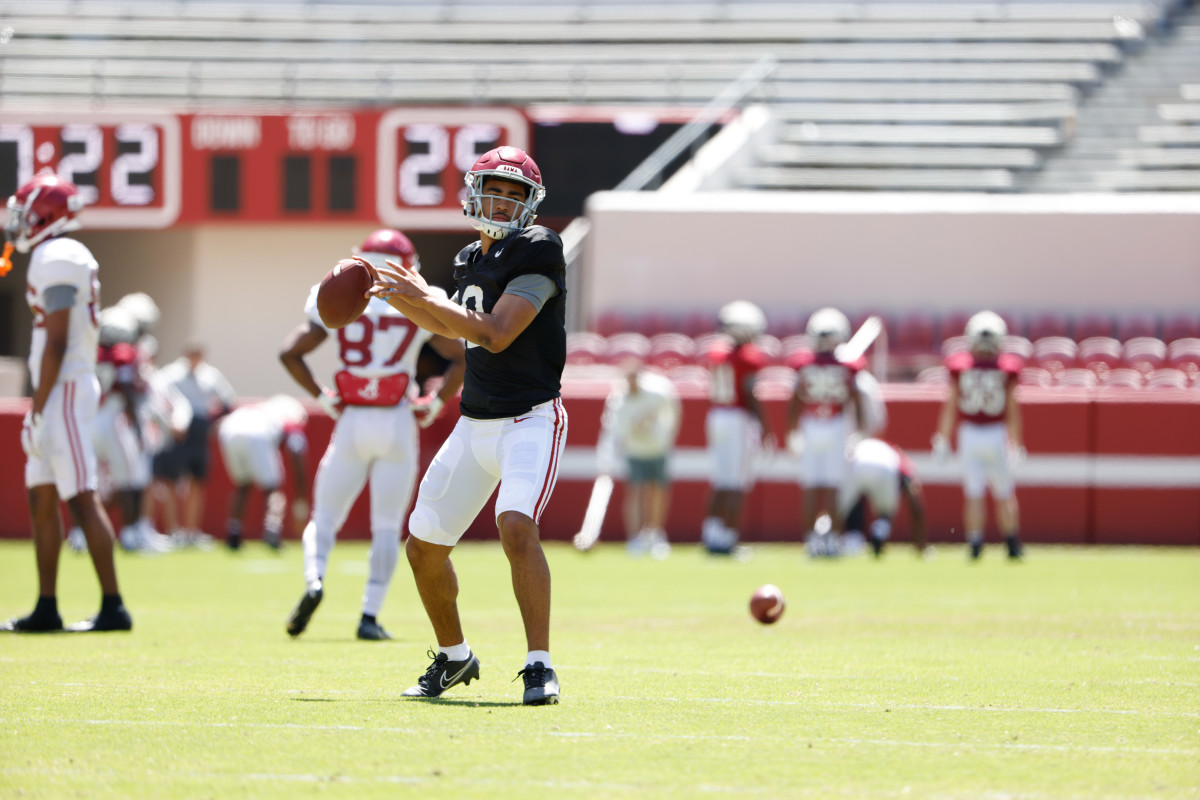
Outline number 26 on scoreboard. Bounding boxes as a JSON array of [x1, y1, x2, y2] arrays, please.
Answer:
[[376, 107, 528, 230]]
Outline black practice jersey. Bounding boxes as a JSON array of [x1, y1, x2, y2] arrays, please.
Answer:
[[452, 225, 567, 419]]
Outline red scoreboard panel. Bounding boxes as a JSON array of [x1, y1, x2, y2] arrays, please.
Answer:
[[0, 110, 182, 230], [0, 107, 529, 230]]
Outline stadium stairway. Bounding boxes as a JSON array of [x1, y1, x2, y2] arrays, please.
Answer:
[[1030, 2, 1200, 191]]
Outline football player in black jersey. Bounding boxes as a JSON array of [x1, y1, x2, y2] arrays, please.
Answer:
[[367, 146, 566, 705]]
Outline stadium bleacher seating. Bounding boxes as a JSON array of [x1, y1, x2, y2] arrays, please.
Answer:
[[1072, 313, 1116, 341], [1057, 367, 1100, 387], [4, 0, 1192, 196], [1122, 337, 1168, 374], [1146, 367, 1190, 389], [1027, 311, 1073, 341], [1162, 313, 1200, 343], [1019, 366, 1055, 387], [1101, 367, 1146, 388], [1114, 312, 1161, 342], [1078, 336, 1125, 371], [1033, 336, 1079, 374]]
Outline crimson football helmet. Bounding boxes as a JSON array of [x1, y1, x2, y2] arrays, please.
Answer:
[[5, 169, 85, 253], [462, 146, 545, 240], [354, 228, 419, 272]]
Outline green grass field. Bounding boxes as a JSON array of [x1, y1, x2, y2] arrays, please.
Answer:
[[1, 538, 1197, 799]]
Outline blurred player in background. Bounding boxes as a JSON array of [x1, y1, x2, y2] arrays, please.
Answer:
[[785, 307, 865, 557], [596, 359, 682, 558], [91, 306, 171, 553], [933, 310, 1026, 560], [700, 300, 774, 556], [370, 145, 566, 705], [216, 394, 310, 551], [116, 293, 199, 547], [279, 228, 466, 642], [153, 341, 235, 543], [2, 170, 132, 633], [834, 437, 929, 558]]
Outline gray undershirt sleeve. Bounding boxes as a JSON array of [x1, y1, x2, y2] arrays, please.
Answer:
[[503, 274, 558, 313], [42, 284, 78, 313]]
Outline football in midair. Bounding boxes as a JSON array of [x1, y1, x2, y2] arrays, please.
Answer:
[[750, 584, 786, 625], [317, 258, 375, 329]]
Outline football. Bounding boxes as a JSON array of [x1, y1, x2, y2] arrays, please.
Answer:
[[317, 258, 374, 329], [749, 584, 786, 625]]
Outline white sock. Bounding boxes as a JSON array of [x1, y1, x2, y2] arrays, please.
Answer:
[[525, 650, 551, 669], [302, 519, 336, 587], [362, 529, 399, 617], [440, 642, 471, 662]]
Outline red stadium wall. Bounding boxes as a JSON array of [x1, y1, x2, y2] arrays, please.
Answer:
[[0, 388, 1197, 546]]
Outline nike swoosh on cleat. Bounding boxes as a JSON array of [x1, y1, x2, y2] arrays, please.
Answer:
[[439, 659, 476, 690]]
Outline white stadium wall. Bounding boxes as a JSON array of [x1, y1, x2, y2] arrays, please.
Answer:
[[582, 191, 1200, 323], [75, 224, 373, 398]]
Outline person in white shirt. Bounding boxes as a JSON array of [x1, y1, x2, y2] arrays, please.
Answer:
[[151, 341, 236, 543], [598, 360, 682, 557], [2, 170, 131, 633]]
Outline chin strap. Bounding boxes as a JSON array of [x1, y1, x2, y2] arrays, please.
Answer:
[[0, 242, 13, 276]]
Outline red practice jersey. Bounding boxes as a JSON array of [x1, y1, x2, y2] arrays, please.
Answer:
[[791, 350, 863, 419], [706, 341, 768, 412], [945, 351, 1022, 424]]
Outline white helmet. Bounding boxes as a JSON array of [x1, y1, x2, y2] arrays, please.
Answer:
[[116, 292, 160, 335], [98, 306, 139, 347], [806, 307, 851, 352], [718, 300, 766, 343], [965, 310, 1007, 355], [263, 394, 308, 427]]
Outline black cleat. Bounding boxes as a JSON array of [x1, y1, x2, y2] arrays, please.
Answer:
[[226, 532, 242, 551], [868, 534, 885, 558], [1006, 536, 1024, 561], [402, 649, 480, 698], [286, 588, 323, 637], [969, 539, 984, 560], [516, 661, 559, 706], [67, 606, 133, 633], [356, 617, 392, 641], [3, 609, 64, 633], [264, 529, 282, 551]]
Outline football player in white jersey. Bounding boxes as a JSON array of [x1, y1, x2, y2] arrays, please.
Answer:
[[2, 170, 132, 633], [217, 394, 311, 551], [280, 229, 466, 641]]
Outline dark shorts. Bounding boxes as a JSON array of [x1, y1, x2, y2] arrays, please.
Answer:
[[627, 455, 669, 485], [152, 417, 211, 481]]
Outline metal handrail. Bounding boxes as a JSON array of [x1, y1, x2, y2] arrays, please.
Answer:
[[613, 54, 778, 192]]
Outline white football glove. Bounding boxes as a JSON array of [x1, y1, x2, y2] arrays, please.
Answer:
[[931, 432, 951, 462], [1009, 444, 1027, 466], [412, 394, 444, 429], [786, 429, 805, 457], [21, 411, 46, 458], [316, 388, 341, 420]]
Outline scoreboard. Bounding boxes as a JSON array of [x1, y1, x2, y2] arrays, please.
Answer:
[[0, 107, 529, 230], [0, 111, 182, 230]]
